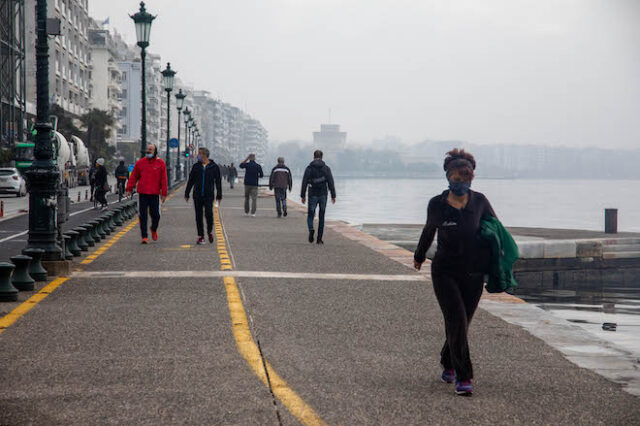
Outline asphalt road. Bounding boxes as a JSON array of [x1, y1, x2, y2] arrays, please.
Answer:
[[0, 185, 637, 425]]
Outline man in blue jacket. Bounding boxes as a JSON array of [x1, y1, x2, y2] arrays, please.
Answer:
[[239, 153, 264, 216], [185, 147, 223, 244]]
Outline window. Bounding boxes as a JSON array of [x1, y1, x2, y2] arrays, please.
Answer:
[[121, 71, 127, 81]]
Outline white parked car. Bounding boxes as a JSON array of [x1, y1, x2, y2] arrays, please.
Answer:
[[0, 168, 27, 197]]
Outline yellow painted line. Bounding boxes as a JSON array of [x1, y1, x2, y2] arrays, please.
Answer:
[[213, 206, 325, 426], [0, 217, 140, 333]]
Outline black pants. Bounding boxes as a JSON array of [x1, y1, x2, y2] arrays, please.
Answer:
[[194, 196, 214, 237], [431, 268, 484, 381], [95, 188, 107, 207], [138, 193, 160, 238]]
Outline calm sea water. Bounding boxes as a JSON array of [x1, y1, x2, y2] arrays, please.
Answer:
[[293, 178, 640, 231]]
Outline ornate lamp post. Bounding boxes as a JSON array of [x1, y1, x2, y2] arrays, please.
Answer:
[[160, 62, 175, 186], [25, 0, 62, 260], [183, 107, 191, 175], [130, 2, 156, 158], [174, 89, 186, 180]]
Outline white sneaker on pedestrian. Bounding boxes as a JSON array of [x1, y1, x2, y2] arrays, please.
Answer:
[[251, 213, 256, 217]]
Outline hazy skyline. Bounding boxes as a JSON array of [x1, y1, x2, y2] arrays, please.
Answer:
[[92, 0, 640, 149]]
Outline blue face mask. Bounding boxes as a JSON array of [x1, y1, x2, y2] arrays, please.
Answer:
[[448, 180, 471, 196], [196, 155, 202, 162], [145, 153, 154, 159]]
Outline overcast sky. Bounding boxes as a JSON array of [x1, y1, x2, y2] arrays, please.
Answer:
[[92, 0, 640, 148]]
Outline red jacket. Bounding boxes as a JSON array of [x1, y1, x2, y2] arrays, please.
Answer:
[[126, 156, 168, 197]]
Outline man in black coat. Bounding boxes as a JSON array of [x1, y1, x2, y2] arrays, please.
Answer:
[[300, 150, 336, 244], [184, 147, 223, 244]]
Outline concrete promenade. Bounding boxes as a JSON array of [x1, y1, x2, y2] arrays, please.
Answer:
[[0, 185, 638, 425]]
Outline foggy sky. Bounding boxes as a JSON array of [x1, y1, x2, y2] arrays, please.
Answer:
[[91, 0, 640, 148]]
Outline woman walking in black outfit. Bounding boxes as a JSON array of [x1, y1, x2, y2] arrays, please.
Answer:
[[414, 149, 495, 396]]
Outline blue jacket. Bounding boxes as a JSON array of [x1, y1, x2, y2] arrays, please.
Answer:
[[240, 160, 264, 186]]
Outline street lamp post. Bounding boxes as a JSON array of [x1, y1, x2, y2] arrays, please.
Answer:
[[161, 62, 175, 186], [175, 89, 186, 180], [183, 107, 191, 176], [25, 0, 62, 260], [130, 2, 156, 159]]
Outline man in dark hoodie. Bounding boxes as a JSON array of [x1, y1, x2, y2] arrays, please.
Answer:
[[184, 147, 223, 244], [269, 156, 293, 218], [300, 150, 336, 244]]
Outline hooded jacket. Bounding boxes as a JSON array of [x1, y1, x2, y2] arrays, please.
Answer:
[[300, 159, 336, 199], [269, 164, 292, 190], [126, 156, 168, 197], [185, 160, 223, 200]]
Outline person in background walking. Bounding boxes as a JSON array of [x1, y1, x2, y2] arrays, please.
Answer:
[[240, 154, 263, 216], [269, 157, 293, 218], [184, 147, 222, 245], [228, 163, 238, 189], [300, 150, 336, 244], [94, 158, 109, 210], [114, 160, 129, 198], [126, 144, 168, 244], [88, 161, 97, 202], [413, 148, 496, 397]]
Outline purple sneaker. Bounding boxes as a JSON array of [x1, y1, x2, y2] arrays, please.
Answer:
[[441, 369, 455, 383], [455, 380, 473, 396]]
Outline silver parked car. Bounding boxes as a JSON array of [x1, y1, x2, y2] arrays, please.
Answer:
[[0, 168, 27, 197]]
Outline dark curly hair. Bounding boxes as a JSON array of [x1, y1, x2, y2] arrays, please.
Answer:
[[443, 148, 476, 180]]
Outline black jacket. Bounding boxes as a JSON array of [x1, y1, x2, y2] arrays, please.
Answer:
[[239, 161, 264, 186], [414, 189, 496, 273], [95, 166, 108, 188], [300, 159, 336, 199], [185, 160, 223, 200], [115, 164, 129, 179]]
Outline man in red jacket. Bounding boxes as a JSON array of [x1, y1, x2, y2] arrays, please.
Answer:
[[126, 144, 168, 244]]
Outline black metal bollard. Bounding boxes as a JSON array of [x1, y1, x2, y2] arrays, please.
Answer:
[[96, 217, 107, 239], [10, 255, 35, 291], [65, 231, 82, 256], [22, 248, 48, 282], [75, 226, 90, 251], [113, 207, 124, 226], [106, 212, 117, 232], [605, 209, 618, 234], [63, 235, 74, 260], [101, 215, 111, 235], [0, 263, 18, 302], [80, 225, 96, 250], [88, 221, 101, 243]]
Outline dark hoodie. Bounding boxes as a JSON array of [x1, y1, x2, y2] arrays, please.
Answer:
[[300, 159, 336, 199], [185, 160, 223, 200]]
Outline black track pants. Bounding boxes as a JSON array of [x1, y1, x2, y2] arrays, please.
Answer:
[[194, 196, 214, 237], [138, 193, 160, 238], [431, 269, 484, 381]]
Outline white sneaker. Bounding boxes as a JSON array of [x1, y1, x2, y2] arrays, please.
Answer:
[[251, 213, 256, 217]]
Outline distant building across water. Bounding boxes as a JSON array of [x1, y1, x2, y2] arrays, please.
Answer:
[[313, 124, 346, 152]]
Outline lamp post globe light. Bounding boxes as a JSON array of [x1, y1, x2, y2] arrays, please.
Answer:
[[130, 1, 156, 158], [25, 0, 62, 261], [175, 89, 186, 180], [161, 62, 176, 186]]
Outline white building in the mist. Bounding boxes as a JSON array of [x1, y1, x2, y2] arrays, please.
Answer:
[[313, 124, 346, 152]]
